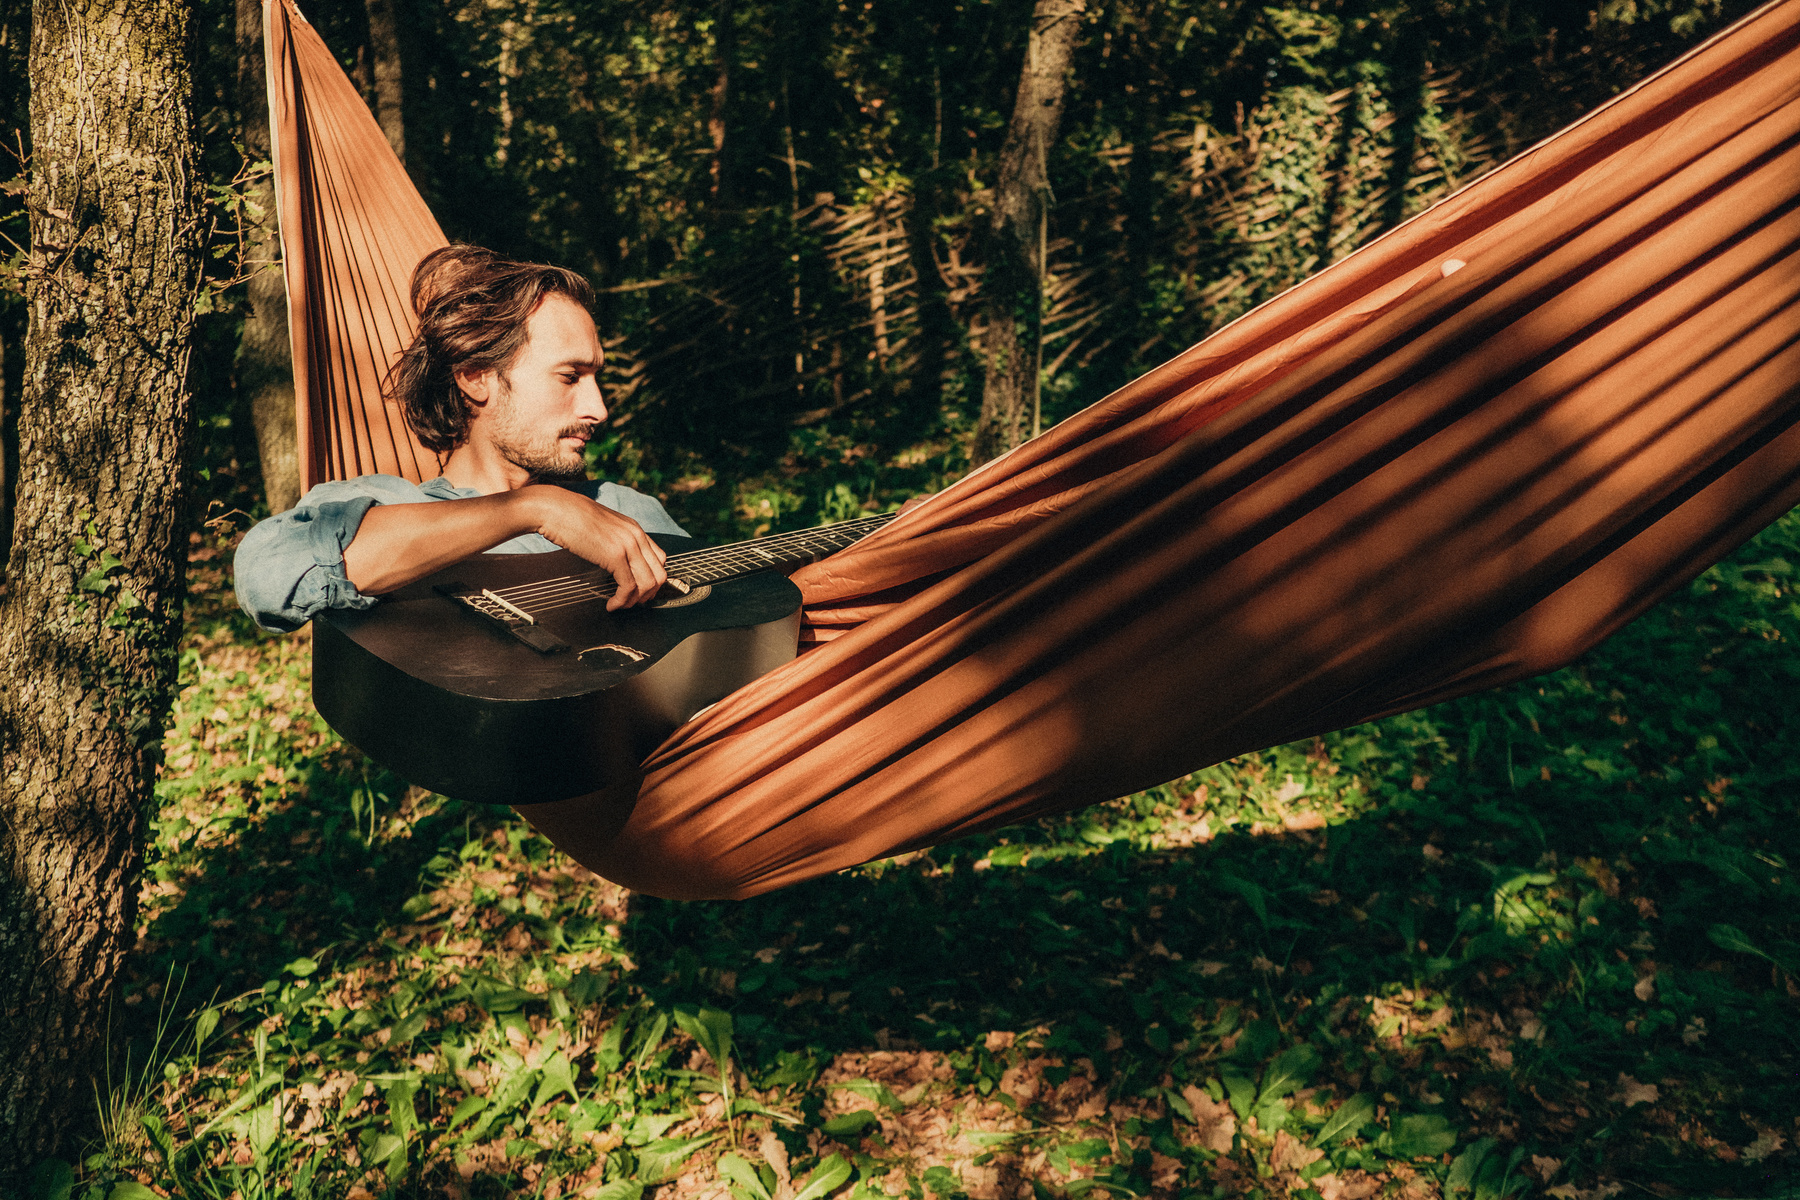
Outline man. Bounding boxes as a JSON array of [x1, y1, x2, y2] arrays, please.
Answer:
[[236, 245, 679, 631]]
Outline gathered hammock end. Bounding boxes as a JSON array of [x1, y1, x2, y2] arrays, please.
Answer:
[[268, 0, 1800, 900]]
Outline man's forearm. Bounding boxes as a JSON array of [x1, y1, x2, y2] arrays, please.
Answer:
[[342, 491, 539, 595]]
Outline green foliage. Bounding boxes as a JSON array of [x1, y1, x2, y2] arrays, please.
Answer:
[[62, 499, 1800, 1195], [10, 1, 1792, 1192]]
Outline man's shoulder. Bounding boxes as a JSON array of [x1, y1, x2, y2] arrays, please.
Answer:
[[298, 473, 443, 506]]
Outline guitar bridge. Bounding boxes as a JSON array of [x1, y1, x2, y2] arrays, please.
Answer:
[[436, 584, 570, 654]]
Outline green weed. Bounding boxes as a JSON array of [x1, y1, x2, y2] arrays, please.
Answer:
[[46, 512, 1800, 1197]]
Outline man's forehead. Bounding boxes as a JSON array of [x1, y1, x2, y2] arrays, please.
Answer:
[[523, 294, 602, 362]]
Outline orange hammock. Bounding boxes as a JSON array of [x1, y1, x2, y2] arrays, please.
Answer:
[[268, 0, 1800, 900]]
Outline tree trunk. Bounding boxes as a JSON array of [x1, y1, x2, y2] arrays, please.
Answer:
[[971, 0, 1083, 465], [238, 0, 299, 513], [707, 0, 732, 203], [364, 0, 405, 160], [0, 0, 199, 1177]]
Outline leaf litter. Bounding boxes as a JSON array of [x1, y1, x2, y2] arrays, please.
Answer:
[[62, 516, 1800, 1197]]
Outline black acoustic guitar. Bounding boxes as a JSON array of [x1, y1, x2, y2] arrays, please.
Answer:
[[313, 513, 895, 806]]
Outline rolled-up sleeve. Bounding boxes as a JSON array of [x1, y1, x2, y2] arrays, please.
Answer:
[[234, 493, 382, 632]]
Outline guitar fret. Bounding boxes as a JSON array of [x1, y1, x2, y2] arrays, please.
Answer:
[[492, 511, 901, 612]]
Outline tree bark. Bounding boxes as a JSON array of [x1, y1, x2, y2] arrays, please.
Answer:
[[707, 0, 733, 204], [237, 0, 299, 513], [971, 0, 1083, 465], [0, 0, 200, 1176], [363, 0, 405, 160]]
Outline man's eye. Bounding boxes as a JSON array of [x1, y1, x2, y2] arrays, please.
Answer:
[[560, 374, 579, 384]]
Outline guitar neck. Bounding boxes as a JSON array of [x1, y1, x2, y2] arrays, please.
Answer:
[[668, 512, 898, 587]]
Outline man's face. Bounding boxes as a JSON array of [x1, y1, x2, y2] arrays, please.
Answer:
[[463, 293, 607, 482]]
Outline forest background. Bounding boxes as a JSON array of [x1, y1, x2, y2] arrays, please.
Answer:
[[5, 0, 1800, 1196]]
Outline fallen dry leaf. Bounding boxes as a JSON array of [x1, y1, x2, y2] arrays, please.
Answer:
[[1613, 1073, 1659, 1107]]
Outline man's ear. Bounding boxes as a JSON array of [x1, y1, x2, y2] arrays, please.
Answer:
[[455, 367, 494, 406]]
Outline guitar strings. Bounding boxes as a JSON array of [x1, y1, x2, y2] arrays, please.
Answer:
[[503, 522, 895, 614], [490, 514, 895, 607], [510, 517, 896, 615], [488, 515, 893, 606], [482, 514, 897, 616]]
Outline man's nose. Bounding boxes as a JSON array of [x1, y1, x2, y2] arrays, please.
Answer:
[[575, 374, 608, 424]]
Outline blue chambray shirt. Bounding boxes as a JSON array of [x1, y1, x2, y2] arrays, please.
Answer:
[[234, 474, 687, 633]]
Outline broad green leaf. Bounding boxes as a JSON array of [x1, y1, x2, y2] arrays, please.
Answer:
[[1258, 1045, 1320, 1103], [636, 1135, 717, 1184], [107, 1186, 159, 1200], [471, 979, 537, 1013], [1311, 1094, 1375, 1147], [1221, 1071, 1257, 1123], [1162, 1088, 1194, 1123], [822, 1109, 881, 1138], [1061, 1182, 1134, 1199], [386, 1079, 421, 1140], [1063, 1138, 1110, 1164], [1215, 874, 1269, 927], [28, 1160, 73, 1200], [1251, 1099, 1290, 1133], [792, 1154, 853, 1200], [989, 844, 1029, 867], [467, 1064, 538, 1140], [567, 967, 612, 1008], [284, 956, 318, 977], [674, 1005, 735, 1069], [717, 1153, 775, 1200], [1379, 1113, 1458, 1159], [193, 1007, 220, 1051], [139, 1112, 175, 1161], [367, 1131, 407, 1180], [588, 1184, 644, 1200], [1708, 923, 1771, 960], [626, 1111, 688, 1146], [387, 1011, 428, 1049], [448, 1095, 487, 1130], [440, 1040, 472, 1082], [922, 1166, 958, 1196], [532, 1051, 580, 1110], [247, 1098, 281, 1159], [633, 1011, 672, 1067], [198, 1069, 282, 1135], [965, 1131, 1020, 1148], [1447, 1137, 1496, 1192]]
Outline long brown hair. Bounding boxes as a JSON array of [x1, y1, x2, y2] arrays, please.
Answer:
[[385, 245, 596, 454]]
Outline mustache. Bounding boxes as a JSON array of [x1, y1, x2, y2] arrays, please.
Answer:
[[557, 423, 600, 442]]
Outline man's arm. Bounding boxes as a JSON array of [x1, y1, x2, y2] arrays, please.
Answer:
[[234, 477, 674, 633], [342, 484, 668, 610]]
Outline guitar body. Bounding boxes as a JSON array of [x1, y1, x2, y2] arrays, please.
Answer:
[[313, 535, 803, 806]]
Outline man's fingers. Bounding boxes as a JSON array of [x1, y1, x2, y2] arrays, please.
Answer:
[[606, 536, 668, 610]]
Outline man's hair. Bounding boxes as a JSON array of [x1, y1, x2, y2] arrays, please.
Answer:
[[385, 244, 596, 454]]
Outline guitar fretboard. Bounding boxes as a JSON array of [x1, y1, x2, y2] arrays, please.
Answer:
[[485, 512, 898, 619]]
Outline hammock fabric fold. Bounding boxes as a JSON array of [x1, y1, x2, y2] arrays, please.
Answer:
[[267, 0, 1800, 900]]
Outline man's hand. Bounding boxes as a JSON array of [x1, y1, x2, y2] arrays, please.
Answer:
[[524, 485, 668, 610]]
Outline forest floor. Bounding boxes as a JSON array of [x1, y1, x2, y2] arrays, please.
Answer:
[[48, 509, 1800, 1200]]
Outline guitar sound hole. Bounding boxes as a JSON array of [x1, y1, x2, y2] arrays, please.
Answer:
[[647, 583, 713, 609], [579, 643, 652, 667]]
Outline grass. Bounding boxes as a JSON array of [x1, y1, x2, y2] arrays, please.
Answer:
[[39, 508, 1800, 1199]]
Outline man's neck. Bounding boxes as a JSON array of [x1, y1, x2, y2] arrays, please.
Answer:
[[441, 442, 536, 495]]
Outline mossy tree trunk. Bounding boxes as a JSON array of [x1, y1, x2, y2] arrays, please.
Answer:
[[0, 0, 199, 1176], [971, 0, 1083, 465], [363, 0, 405, 160], [237, 0, 299, 512]]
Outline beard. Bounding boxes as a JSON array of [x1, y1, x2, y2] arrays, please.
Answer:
[[487, 378, 597, 483]]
